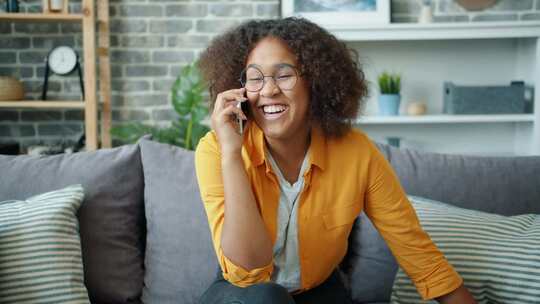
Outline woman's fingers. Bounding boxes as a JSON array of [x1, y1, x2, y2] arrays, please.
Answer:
[[214, 88, 247, 111], [221, 102, 247, 121]]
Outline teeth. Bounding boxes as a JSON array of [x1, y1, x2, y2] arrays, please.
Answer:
[[263, 104, 286, 114]]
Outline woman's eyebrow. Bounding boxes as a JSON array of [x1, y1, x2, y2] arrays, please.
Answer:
[[246, 62, 296, 70]]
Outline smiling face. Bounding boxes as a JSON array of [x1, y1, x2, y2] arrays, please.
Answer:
[[244, 37, 311, 143]]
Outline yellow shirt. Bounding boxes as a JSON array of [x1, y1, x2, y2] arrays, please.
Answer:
[[194, 123, 463, 300]]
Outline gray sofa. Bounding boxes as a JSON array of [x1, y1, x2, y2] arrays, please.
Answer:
[[0, 137, 539, 304]]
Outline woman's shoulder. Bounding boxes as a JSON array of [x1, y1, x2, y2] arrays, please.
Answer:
[[195, 130, 220, 155], [331, 127, 378, 153]]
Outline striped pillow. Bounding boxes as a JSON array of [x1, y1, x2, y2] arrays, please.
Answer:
[[391, 196, 540, 304], [0, 184, 90, 303]]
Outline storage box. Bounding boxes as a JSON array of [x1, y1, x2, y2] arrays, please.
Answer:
[[443, 81, 534, 114]]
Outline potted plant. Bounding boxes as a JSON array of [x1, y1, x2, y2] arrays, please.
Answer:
[[110, 61, 209, 150], [377, 72, 401, 116]]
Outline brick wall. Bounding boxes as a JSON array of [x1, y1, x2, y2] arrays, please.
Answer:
[[0, 0, 538, 151]]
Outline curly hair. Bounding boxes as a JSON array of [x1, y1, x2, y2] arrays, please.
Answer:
[[198, 17, 368, 138]]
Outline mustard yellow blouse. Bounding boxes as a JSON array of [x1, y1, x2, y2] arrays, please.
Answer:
[[194, 123, 462, 300]]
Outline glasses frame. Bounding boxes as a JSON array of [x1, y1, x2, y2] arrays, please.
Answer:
[[239, 64, 302, 93]]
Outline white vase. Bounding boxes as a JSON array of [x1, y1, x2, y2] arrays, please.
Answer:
[[418, 5, 433, 23], [49, 0, 64, 12]]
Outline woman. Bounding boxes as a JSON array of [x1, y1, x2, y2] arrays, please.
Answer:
[[195, 17, 476, 304]]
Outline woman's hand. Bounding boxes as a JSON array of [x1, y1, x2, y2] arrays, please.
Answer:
[[436, 284, 477, 304], [211, 88, 248, 155]]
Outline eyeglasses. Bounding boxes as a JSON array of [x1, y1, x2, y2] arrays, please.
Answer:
[[239, 64, 300, 92]]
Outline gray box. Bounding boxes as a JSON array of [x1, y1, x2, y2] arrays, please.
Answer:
[[443, 81, 534, 114]]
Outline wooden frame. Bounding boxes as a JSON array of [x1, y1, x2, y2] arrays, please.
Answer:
[[281, 0, 390, 29]]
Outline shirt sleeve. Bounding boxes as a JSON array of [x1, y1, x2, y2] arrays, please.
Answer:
[[194, 131, 273, 287], [363, 144, 463, 300]]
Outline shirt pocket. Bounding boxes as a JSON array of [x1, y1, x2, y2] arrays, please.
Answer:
[[322, 203, 362, 229]]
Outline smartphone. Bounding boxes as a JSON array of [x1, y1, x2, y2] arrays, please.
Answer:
[[236, 93, 249, 134]]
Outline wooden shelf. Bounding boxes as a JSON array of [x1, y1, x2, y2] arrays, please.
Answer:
[[0, 101, 85, 109], [355, 114, 535, 125], [332, 21, 540, 41], [0, 13, 84, 22]]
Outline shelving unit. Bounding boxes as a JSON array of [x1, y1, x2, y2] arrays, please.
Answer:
[[0, 101, 85, 109], [335, 21, 540, 156], [0, 0, 111, 151], [356, 114, 535, 124]]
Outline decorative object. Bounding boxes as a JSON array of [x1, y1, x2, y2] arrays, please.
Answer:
[[49, 0, 65, 11], [391, 195, 540, 303], [0, 185, 90, 303], [443, 81, 533, 114], [455, 0, 498, 11], [110, 61, 210, 150], [406, 102, 427, 115], [43, 0, 69, 13], [0, 76, 24, 101], [5, 0, 19, 12], [41, 45, 84, 100], [377, 71, 401, 116], [281, 0, 390, 30], [386, 137, 401, 148], [417, 0, 433, 23]]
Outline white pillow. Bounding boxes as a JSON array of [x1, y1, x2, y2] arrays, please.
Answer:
[[391, 196, 540, 304], [0, 185, 90, 303]]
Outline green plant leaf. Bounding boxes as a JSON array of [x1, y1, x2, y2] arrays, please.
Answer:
[[110, 61, 209, 150], [110, 123, 156, 143], [191, 123, 210, 149], [378, 71, 401, 94]]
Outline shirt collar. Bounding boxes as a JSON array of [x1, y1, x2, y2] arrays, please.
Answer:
[[249, 123, 326, 172]]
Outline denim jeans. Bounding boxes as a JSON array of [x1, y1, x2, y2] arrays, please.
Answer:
[[199, 269, 352, 304]]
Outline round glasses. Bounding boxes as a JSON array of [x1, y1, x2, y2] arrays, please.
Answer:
[[239, 64, 300, 92]]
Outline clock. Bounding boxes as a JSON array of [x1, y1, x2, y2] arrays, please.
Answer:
[[41, 46, 85, 100]]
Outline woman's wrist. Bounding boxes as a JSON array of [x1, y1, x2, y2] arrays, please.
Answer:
[[221, 149, 243, 165]]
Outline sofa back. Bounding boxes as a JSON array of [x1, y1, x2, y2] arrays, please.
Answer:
[[376, 143, 540, 215]]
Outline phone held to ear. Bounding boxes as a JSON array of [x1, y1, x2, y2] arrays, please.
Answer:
[[236, 94, 249, 134]]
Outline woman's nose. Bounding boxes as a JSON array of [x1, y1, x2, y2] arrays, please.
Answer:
[[259, 77, 280, 97]]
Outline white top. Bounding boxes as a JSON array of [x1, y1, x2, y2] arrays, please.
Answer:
[[267, 149, 310, 292]]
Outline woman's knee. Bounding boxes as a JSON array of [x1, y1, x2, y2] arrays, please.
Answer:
[[247, 283, 294, 304]]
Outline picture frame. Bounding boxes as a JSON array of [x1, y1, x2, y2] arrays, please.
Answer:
[[281, 0, 390, 29]]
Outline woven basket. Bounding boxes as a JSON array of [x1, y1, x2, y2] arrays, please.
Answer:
[[0, 76, 25, 101]]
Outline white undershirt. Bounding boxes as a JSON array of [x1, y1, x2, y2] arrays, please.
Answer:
[[266, 149, 310, 292]]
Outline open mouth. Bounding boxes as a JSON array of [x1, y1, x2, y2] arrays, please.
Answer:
[[260, 104, 289, 120]]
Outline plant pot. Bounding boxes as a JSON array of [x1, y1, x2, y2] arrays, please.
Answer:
[[378, 94, 401, 116]]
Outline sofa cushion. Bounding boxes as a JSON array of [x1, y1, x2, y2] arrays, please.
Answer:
[[343, 212, 398, 304], [391, 196, 540, 303], [0, 185, 89, 303], [0, 145, 145, 303], [139, 139, 217, 304]]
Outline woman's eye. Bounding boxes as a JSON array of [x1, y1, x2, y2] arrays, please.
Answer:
[[277, 75, 292, 79], [248, 78, 263, 81]]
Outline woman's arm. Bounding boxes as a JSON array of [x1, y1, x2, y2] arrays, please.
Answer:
[[207, 87, 272, 272], [220, 150, 273, 270], [363, 141, 465, 300], [436, 284, 477, 304]]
